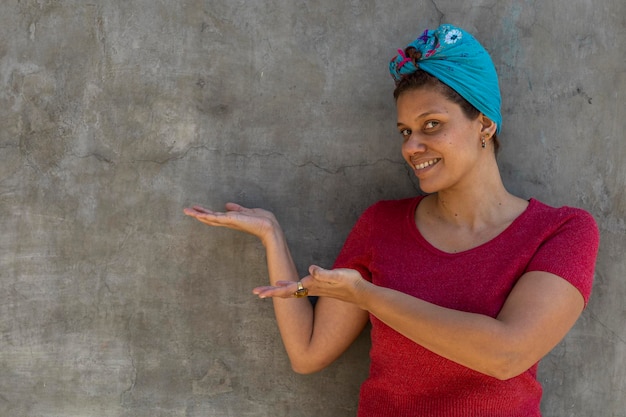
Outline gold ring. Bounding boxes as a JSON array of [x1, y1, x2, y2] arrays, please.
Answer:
[[293, 281, 308, 298]]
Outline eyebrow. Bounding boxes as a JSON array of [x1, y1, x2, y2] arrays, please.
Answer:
[[397, 111, 446, 126]]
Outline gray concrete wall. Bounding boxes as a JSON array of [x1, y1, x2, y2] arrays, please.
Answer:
[[0, 1, 623, 416]]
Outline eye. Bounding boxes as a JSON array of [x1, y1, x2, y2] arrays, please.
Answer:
[[424, 120, 440, 130], [399, 128, 411, 139]]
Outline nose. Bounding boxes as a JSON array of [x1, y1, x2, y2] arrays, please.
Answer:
[[403, 132, 427, 154]]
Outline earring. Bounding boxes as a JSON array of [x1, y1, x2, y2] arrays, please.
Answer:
[[481, 136, 487, 148]]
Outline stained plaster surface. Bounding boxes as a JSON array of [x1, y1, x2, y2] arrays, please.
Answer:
[[0, 1, 624, 416]]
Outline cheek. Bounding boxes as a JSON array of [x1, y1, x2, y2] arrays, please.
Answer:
[[401, 143, 411, 158], [440, 133, 452, 146], [401, 143, 417, 164]]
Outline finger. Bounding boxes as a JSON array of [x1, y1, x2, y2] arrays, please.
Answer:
[[309, 265, 335, 284], [224, 202, 245, 211], [192, 205, 212, 214], [183, 207, 206, 218], [184, 206, 213, 217], [309, 264, 321, 275], [253, 286, 297, 299], [274, 280, 296, 287], [252, 286, 271, 295], [252, 278, 308, 293], [184, 209, 230, 228], [253, 281, 301, 299]]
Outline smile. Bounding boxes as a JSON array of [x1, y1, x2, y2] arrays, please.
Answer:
[[414, 158, 441, 170]]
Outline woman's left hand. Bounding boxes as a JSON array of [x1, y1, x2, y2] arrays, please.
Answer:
[[253, 266, 370, 306]]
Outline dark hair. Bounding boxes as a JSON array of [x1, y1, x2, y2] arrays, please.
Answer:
[[393, 70, 500, 155]]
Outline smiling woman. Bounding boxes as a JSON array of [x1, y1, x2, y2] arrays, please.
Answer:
[[185, 24, 599, 417], [394, 69, 501, 154], [396, 86, 497, 194]]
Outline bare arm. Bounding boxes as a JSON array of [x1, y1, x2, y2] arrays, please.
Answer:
[[256, 267, 584, 380], [184, 204, 369, 374], [358, 270, 584, 379]]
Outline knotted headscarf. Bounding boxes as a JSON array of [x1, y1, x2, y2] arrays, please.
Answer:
[[389, 24, 502, 134]]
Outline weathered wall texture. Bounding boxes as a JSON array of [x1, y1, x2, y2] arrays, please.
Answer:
[[0, 1, 624, 416]]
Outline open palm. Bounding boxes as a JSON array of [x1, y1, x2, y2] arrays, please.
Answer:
[[184, 202, 278, 242]]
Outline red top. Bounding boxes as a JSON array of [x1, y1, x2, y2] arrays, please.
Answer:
[[333, 196, 599, 417]]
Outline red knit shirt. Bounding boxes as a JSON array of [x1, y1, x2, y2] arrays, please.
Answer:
[[333, 196, 599, 417]]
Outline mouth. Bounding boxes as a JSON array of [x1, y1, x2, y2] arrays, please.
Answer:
[[413, 158, 441, 170]]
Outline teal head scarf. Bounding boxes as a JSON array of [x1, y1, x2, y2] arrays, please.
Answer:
[[389, 24, 502, 134]]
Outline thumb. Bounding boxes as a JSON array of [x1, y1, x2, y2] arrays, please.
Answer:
[[309, 264, 324, 276], [309, 265, 335, 283], [224, 202, 244, 211]]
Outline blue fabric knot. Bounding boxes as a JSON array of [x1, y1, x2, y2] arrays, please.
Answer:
[[389, 24, 502, 134]]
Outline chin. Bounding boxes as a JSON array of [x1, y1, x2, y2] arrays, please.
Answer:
[[417, 184, 437, 194], [416, 179, 446, 195]]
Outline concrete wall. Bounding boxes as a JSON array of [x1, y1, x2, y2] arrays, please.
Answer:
[[1, 1, 624, 416]]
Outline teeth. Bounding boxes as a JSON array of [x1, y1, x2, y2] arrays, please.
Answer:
[[414, 158, 441, 170]]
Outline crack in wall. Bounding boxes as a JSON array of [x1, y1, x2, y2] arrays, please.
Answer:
[[129, 144, 407, 175], [429, 0, 445, 24], [71, 151, 115, 165], [120, 313, 137, 407], [588, 311, 626, 345]]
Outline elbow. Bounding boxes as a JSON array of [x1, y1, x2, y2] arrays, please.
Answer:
[[291, 364, 319, 375], [291, 363, 324, 375], [487, 366, 523, 381], [484, 352, 533, 381], [289, 357, 331, 375]]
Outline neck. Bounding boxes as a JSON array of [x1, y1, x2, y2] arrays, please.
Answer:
[[429, 169, 519, 228]]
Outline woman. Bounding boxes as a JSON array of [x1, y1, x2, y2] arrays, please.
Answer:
[[185, 25, 599, 416]]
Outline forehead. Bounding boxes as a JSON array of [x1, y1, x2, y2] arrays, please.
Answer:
[[396, 88, 456, 120]]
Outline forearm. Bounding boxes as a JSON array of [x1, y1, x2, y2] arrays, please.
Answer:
[[358, 281, 517, 379], [261, 228, 317, 370]]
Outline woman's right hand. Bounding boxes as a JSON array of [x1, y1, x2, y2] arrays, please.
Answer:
[[183, 203, 280, 244], [185, 203, 370, 373]]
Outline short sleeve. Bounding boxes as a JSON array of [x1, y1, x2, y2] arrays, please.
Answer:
[[332, 204, 377, 282], [526, 208, 599, 306]]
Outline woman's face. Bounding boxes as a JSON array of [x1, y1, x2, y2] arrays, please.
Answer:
[[396, 87, 485, 194]]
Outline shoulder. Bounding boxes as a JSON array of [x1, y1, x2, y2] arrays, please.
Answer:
[[362, 196, 422, 219], [527, 198, 598, 235], [346, 196, 421, 237], [523, 199, 599, 305]]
